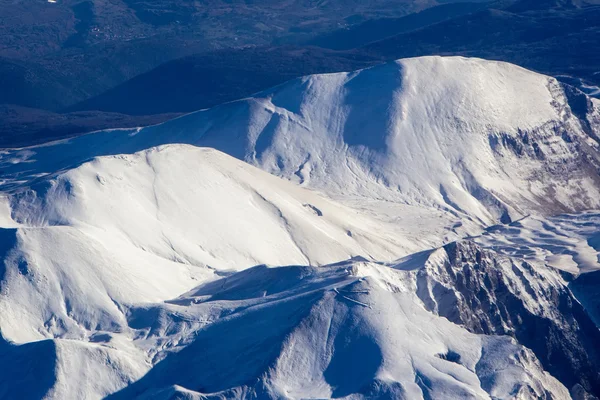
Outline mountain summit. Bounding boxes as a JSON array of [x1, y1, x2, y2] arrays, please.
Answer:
[[4, 57, 599, 226]]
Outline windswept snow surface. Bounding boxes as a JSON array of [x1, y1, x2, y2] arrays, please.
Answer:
[[475, 211, 600, 275], [1, 56, 600, 398]]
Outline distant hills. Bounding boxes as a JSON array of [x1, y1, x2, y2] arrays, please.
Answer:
[[1, 0, 599, 147]]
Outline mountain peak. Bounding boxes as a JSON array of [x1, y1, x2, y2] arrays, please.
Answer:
[[2, 56, 599, 228]]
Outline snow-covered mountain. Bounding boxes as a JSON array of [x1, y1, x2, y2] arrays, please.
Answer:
[[1, 145, 437, 344], [1, 56, 600, 399], [105, 233, 600, 399], [3, 57, 600, 226], [108, 247, 575, 400]]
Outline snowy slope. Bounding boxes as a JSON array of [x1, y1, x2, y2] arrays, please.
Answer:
[[7, 229, 600, 398], [100, 241, 597, 399], [1, 145, 441, 345], [2, 57, 599, 228], [475, 211, 600, 274], [197, 56, 600, 225], [0, 144, 447, 398], [5, 204, 600, 398], [4, 249, 574, 400]]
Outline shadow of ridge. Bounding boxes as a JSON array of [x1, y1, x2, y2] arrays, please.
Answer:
[[342, 62, 404, 152], [324, 334, 384, 398], [171, 264, 333, 303], [0, 333, 58, 399], [107, 287, 325, 399]]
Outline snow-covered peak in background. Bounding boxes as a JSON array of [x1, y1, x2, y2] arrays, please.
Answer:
[[2, 57, 600, 228], [203, 56, 600, 225], [2, 56, 600, 398]]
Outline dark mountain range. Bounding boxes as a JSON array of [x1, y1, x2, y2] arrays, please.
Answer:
[[306, 1, 495, 50], [2, 0, 600, 148], [67, 46, 380, 115], [1, 0, 451, 110], [0, 105, 179, 148], [69, 0, 600, 119], [360, 0, 600, 86]]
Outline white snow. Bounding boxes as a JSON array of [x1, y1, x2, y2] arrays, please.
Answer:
[[2, 57, 598, 228], [476, 211, 600, 274], [106, 260, 570, 399], [1, 145, 435, 344]]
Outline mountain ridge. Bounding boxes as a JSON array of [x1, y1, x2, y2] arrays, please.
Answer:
[[3, 57, 600, 226]]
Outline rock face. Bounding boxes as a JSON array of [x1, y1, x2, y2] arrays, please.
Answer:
[[416, 240, 600, 395]]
